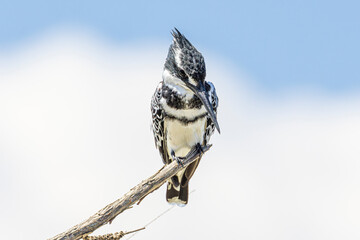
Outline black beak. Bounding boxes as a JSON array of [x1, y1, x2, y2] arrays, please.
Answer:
[[184, 81, 221, 134]]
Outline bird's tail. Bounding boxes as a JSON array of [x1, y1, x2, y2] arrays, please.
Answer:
[[166, 159, 200, 206], [166, 180, 188, 207]]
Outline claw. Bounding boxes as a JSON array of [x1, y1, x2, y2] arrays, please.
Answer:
[[196, 143, 204, 155], [171, 150, 185, 167], [175, 157, 185, 167]]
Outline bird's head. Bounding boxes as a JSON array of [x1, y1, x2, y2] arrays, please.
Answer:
[[164, 28, 220, 133]]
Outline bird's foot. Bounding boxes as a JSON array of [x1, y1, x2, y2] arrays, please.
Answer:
[[196, 143, 205, 155], [171, 150, 185, 167], [185, 143, 205, 160], [171, 144, 207, 167]]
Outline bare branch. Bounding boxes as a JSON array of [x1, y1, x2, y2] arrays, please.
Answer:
[[83, 227, 145, 240], [48, 144, 212, 240]]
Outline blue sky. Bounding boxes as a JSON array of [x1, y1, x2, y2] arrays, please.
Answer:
[[1, 2, 360, 239], [1, 0, 359, 93]]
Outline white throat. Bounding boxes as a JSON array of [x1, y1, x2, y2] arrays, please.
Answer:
[[162, 69, 194, 100]]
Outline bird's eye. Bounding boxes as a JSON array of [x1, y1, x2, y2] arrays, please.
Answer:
[[179, 69, 186, 79]]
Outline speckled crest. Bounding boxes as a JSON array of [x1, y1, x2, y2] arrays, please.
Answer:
[[164, 28, 206, 82]]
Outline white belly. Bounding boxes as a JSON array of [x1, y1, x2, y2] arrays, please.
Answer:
[[165, 117, 206, 158]]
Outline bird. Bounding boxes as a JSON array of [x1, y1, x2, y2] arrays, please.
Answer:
[[151, 28, 220, 206]]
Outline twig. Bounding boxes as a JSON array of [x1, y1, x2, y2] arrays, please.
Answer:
[[83, 227, 145, 240], [48, 144, 211, 240]]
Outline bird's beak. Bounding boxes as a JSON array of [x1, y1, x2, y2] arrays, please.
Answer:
[[184, 81, 221, 134]]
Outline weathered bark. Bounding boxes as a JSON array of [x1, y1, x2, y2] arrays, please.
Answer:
[[48, 144, 211, 240], [82, 227, 145, 240]]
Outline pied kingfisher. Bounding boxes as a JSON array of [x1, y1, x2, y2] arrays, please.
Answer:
[[151, 28, 220, 206]]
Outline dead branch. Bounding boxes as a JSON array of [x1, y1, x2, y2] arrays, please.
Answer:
[[48, 144, 211, 240], [83, 227, 145, 240]]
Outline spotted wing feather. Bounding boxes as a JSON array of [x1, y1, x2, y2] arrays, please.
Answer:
[[151, 82, 169, 164], [204, 81, 218, 145]]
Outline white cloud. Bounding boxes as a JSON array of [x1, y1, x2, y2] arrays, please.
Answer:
[[0, 31, 359, 240]]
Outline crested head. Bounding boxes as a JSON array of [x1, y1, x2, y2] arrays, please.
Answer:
[[164, 28, 206, 83]]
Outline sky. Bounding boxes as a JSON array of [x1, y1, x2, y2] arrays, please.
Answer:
[[0, 1, 360, 240], [1, 0, 359, 93]]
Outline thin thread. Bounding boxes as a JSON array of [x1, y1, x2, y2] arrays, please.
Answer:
[[126, 189, 196, 240]]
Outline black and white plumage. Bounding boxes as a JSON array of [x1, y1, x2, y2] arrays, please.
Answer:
[[151, 29, 219, 206]]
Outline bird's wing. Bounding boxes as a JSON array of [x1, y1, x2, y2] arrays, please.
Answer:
[[204, 81, 219, 145], [151, 82, 169, 164]]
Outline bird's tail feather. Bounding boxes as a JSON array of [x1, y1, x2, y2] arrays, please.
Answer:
[[166, 181, 188, 207]]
